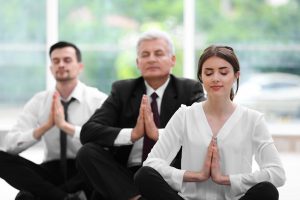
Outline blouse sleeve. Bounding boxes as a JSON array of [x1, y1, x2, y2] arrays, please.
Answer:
[[143, 105, 187, 192], [229, 114, 286, 196]]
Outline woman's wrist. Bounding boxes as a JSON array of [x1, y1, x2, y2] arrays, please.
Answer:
[[183, 171, 210, 182], [213, 175, 230, 185]]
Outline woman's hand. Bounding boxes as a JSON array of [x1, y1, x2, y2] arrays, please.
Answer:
[[183, 138, 213, 182], [211, 139, 230, 185], [201, 138, 214, 180]]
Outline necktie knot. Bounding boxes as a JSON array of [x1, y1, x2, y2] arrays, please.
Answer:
[[61, 98, 76, 122], [61, 97, 76, 110], [151, 92, 158, 101], [150, 92, 159, 125]]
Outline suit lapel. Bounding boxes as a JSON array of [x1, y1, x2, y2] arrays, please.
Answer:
[[130, 78, 146, 119], [160, 76, 178, 127]]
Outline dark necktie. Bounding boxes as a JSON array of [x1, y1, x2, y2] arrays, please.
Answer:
[[142, 92, 160, 162], [60, 97, 75, 181]]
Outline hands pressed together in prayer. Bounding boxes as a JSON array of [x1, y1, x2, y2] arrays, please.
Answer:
[[184, 137, 230, 185], [33, 92, 75, 140], [131, 95, 159, 142]]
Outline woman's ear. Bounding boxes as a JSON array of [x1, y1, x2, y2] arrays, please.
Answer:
[[235, 71, 240, 79]]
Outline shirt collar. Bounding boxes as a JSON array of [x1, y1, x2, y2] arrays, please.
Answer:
[[63, 81, 84, 103], [144, 77, 170, 99]]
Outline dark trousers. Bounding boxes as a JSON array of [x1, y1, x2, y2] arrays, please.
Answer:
[[76, 143, 140, 200], [135, 166, 279, 200], [0, 150, 89, 200]]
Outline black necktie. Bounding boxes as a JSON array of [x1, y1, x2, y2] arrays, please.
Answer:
[[142, 92, 160, 162], [60, 97, 75, 181]]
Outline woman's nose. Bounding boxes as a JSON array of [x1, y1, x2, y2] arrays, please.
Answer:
[[212, 74, 220, 82]]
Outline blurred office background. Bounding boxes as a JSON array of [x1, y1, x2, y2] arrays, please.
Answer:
[[0, 0, 300, 199]]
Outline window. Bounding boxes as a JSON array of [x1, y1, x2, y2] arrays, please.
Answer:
[[58, 0, 184, 93], [195, 0, 300, 122], [0, 0, 46, 129], [1, 0, 300, 128]]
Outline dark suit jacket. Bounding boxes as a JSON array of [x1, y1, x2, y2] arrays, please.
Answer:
[[80, 75, 205, 165]]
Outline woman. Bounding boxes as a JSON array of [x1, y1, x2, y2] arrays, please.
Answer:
[[135, 45, 286, 200]]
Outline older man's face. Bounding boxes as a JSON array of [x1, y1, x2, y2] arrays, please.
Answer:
[[136, 38, 175, 82]]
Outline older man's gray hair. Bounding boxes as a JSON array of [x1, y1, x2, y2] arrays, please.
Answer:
[[136, 30, 175, 56]]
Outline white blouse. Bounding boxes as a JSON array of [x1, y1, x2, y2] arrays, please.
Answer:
[[143, 102, 286, 200]]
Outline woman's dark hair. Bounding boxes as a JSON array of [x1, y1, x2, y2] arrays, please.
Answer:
[[49, 41, 82, 62], [197, 45, 240, 100]]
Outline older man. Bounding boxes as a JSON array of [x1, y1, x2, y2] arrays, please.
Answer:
[[77, 30, 205, 200]]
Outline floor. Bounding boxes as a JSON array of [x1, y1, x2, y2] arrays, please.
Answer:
[[0, 145, 299, 200]]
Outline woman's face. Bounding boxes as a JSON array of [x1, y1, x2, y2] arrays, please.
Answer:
[[201, 56, 239, 100]]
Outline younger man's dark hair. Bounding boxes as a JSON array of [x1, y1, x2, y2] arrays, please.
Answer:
[[49, 41, 82, 62]]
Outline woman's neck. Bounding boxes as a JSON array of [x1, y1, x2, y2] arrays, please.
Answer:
[[203, 97, 235, 117], [203, 98, 236, 137]]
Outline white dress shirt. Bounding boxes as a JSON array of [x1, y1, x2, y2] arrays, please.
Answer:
[[144, 102, 286, 200], [4, 81, 107, 162], [114, 78, 170, 167]]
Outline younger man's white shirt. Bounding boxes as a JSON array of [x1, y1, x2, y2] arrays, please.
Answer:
[[3, 81, 107, 162]]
